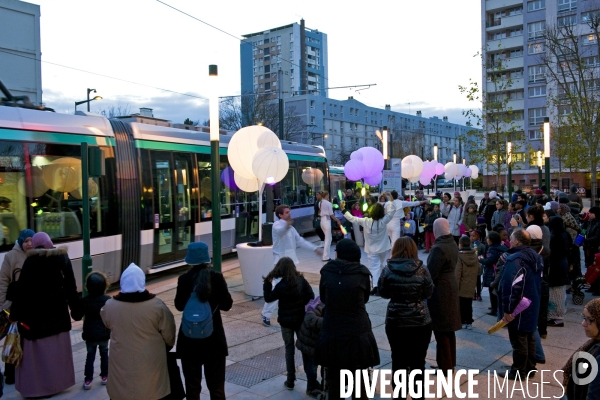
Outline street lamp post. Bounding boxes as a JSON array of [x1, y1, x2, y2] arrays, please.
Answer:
[[383, 126, 389, 168], [537, 150, 543, 189], [453, 152, 457, 191], [543, 117, 551, 197], [507, 141, 513, 200], [209, 65, 222, 272], [433, 143, 438, 193], [75, 88, 102, 112]]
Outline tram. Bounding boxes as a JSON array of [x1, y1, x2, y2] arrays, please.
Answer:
[[0, 105, 328, 290]]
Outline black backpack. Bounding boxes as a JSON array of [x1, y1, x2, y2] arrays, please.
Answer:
[[5, 269, 20, 302]]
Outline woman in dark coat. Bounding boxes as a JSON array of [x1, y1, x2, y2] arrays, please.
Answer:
[[316, 239, 379, 400], [174, 242, 233, 400], [547, 216, 572, 327], [379, 237, 434, 399], [263, 257, 314, 390], [10, 232, 80, 398], [426, 218, 461, 374]]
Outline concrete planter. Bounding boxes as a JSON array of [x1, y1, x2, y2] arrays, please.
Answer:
[[236, 243, 274, 297]]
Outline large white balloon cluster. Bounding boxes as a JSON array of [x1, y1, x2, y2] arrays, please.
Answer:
[[443, 163, 479, 181], [344, 147, 385, 186], [416, 159, 444, 186], [227, 126, 289, 192], [401, 155, 424, 184]]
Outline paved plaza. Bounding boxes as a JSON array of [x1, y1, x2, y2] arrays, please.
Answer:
[[1, 232, 591, 399]]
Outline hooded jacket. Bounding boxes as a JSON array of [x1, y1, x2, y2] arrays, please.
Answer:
[[10, 246, 80, 340], [0, 242, 25, 310], [456, 249, 480, 298], [264, 274, 314, 330], [378, 258, 434, 328], [481, 243, 509, 287], [71, 272, 111, 342], [295, 303, 324, 357], [316, 259, 380, 369], [500, 245, 543, 332]]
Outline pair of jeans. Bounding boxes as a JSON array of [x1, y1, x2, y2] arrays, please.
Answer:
[[281, 326, 299, 383], [534, 330, 546, 363], [386, 324, 432, 400], [302, 353, 319, 391], [507, 325, 536, 376], [85, 340, 109, 381], [181, 354, 226, 400]]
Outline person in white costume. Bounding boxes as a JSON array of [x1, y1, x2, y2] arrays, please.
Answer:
[[261, 205, 322, 326], [385, 190, 429, 245], [345, 202, 397, 296]]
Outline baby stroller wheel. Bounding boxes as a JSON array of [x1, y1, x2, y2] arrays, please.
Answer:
[[573, 292, 585, 305]]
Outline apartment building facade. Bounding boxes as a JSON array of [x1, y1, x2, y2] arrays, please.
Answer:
[[482, 0, 599, 191], [240, 20, 328, 98]]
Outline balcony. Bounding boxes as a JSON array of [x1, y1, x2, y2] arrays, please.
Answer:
[[486, 14, 524, 31], [486, 78, 523, 92], [486, 35, 524, 51], [488, 56, 524, 71], [485, 0, 523, 12]]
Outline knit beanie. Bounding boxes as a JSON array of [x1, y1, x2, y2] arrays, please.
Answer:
[[17, 229, 35, 250], [335, 239, 361, 262]]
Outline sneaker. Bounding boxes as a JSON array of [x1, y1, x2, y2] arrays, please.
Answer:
[[466, 324, 473, 330], [547, 319, 564, 327], [462, 324, 467, 329], [83, 380, 92, 390], [261, 315, 271, 326], [284, 380, 294, 390], [101, 376, 108, 385], [306, 389, 320, 398]]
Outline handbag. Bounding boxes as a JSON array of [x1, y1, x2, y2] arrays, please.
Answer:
[[165, 351, 186, 400], [2, 322, 22, 366], [313, 217, 321, 229], [574, 233, 585, 247], [459, 223, 467, 236]]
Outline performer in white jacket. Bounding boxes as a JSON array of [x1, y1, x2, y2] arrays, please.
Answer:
[[384, 190, 429, 245], [345, 202, 396, 295]]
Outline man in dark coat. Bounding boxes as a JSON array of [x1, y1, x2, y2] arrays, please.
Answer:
[[500, 229, 543, 380], [478, 192, 490, 215], [316, 239, 379, 400], [426, 218, 461, 374]]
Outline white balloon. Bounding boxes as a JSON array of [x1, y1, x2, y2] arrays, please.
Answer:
[[469, 165, 479, 174], [228, 126, 280, 179], [401, 164, 415, 179], [252, 147, 289, 185], [301, 167, 324, 186], [409, 175, 420, 183], [234, 172, 259, 192], [406, 155, 424, 177], [445, 172, 455, 181], [472, 172, 479, 179]]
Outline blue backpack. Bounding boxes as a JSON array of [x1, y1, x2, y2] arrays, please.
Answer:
[[181, 290, 216, 339]]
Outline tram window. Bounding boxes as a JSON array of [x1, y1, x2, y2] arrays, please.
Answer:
[[197, 154, 234, 221], [0, 140, 116, 251], [275, 161, 328, 208]]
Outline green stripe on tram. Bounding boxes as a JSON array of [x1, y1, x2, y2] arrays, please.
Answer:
[[0, 128, 115, 146], [135, 140, 227, 155], [287, 154, 326, 162]]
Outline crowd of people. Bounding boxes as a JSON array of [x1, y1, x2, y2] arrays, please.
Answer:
[[1, 184, 600, 399]]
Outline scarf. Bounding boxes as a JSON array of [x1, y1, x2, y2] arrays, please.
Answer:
[[433, 218, 450, 238], [114, 290, 156, 303], [562, 299, 600, 387]]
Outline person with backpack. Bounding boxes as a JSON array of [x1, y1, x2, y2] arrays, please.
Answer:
[[174, 242, 233, 400], [0, 228, 34, 384], [71, 271, 111, 390], [264, 257, 315, 390]]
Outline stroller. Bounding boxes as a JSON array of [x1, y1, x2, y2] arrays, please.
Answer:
[[571, 276, 587, 305], [581, 253, 600, 305]]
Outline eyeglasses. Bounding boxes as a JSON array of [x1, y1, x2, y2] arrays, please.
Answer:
[[582, 314, 596, 325]]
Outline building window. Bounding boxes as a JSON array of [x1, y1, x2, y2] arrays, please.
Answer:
[[509, 48, 524, 58], [512, 69, 524, 79], [558, 0, 577, 12], [528, 129, 543, 140], [584, 56, 600, 67], [582, 11, 599, 23], [528, 86, 547, 97], [583, 34, 598, 46], [511, 90, 525, 100], [310, 100, 315, 109], [558, 15, 577, 27], [528, 107, 547, 125], [528, 43, 544, 54], [528, 21, 545, 40], [527, 0, 545, 11], [509, 27, 523, 37], [528, 65, 546, 83]]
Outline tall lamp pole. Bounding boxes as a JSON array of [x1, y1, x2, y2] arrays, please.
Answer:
[[543, 117, 551, 197], [537, 150, 543, 189], [75, 88, 102, 112], [209, 65, 221, 272], [433, 143, 438, 193], [507, 141, 513, 200], [453, 152, 457, 192], [382, 126, 389, 168]]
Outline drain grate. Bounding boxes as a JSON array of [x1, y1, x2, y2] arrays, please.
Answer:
[[225, 363, 279, 387], [227, 300, 265, 316], [238, 346, 303, 374]]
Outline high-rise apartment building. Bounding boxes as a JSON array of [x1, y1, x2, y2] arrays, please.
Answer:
[[481, 0, 599, 191], [240, 20, 328, 97]]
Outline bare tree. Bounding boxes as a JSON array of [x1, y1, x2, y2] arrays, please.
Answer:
[[98, 104, 132, 118], [388, 123, 425, 159], [540, 10, 600, 201], [219, 94, 304, 141]]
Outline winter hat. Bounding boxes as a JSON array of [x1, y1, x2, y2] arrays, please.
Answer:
[[120, 263, 146, 293], [549, 201, 559, 211], [570, 185, 578, 194], [535, 189, 543, 195], [454, 191, 461, 197], [581, 212, 590, 222], [477, 216, 486, 224], [526, 225, 543, 240], [559, 204, 571, 215], [433, 218, 451, 238], [558, 191, 568, 199], [305, 296, 321, 313], [86, 271, 109, 296], [32, 232, 53, 249], [17, 229, 35, 250], [335, 239, 361, 262], [559, 197, 570, 204], [185, 242, 211, 265], [468, 195, 475, 201], [489, 191, 497, 199]]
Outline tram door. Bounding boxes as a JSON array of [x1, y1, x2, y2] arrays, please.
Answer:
[[151, 152, 194, 265]]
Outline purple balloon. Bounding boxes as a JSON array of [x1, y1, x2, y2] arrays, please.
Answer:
[[350, 150, 363, 162], [420, 177, 431, 186], [464, 167, 473, 178], [344, 159, 364, 181], [364, 171, 383, 186], [221, 166, 238, 190], [435, 163, 445, 176], [359, 147, 384, 178]]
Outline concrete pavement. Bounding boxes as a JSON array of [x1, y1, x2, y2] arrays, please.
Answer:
[[1, 233, 591, 399]]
